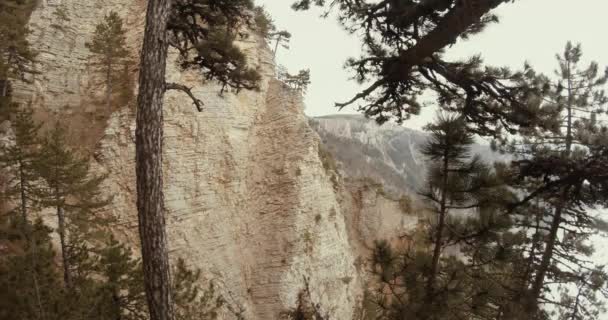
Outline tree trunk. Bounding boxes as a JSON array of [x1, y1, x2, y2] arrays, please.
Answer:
[[426, 152, 450, 300], [19, 158, 45, 319], [0, 80, 7, 97], [135, 0, 174, 319], [565, 60, 573, 155], [272, 35, 282, 58], [394, 0, 506, 79], [528, 192, 567, 311], [526, 63, 575, 311], [106, 60, 113, 113], [56, 205, 72, 288], [18, 159, 28, 231]]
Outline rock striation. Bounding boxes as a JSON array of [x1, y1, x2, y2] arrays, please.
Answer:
[[8, 0, 414, 318]]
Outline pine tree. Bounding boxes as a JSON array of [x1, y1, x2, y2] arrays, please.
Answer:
[[0, 0, 37, 111], [86, 11, 130, 112], [368, 114, 518, 320], [172, 258, 246, 320], [94, 236, 147, 320], [270, 30, 291, 58], [135, 1, 261, 319], [292, 0, 553, 138], [36, 125, 110, 289], [0, 217, 62, 320], [280, 69, 311, 93], [0, 105, 42, 230], [253, 6, 275, 38], [500, 42, 608, 317]]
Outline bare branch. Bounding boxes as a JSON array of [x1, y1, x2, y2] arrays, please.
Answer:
[[166, 82, 204, 112]]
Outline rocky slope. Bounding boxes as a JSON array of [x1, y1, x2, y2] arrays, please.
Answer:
[[7, 0, 414, 319], [311, 114, 502, 196]]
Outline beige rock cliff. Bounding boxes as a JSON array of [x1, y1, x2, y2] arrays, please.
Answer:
[[10, 0, 412, 318]]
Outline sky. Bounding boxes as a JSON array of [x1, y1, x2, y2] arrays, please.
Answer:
[[256, 0, 608, 130]]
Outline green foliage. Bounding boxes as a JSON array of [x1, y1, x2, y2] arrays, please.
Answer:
[[37, 126, 110, 225], [0, 105, 42, 225], [172, 258, 233, 320], [369, 241, 476, 320], [93, 236, 147, 320], [0, 214, 149, 320], [366, 114, 522, 320], [0, 0, 37, 81], [86, 11, 129, 67], [0, 216, 61, 320], [495, 43, 608, 318], [253, 5, 275, 38], [168, 0, 260, 92], [86, 11, 130, 110], [290, 0, 553, 138], [0, 0, 37, 113], [35, 125, 111, 287], [279, 68, 310, 93]]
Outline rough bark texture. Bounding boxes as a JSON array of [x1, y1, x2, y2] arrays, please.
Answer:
[[0, 80, 7, 98], [528, 204, 563, 310], [426, 153, 449, 300], [106, 60, 113, 112], [393, 0, 503, 78], [57, 206, 72, 288], [18, 159, 28, 229], [135, 0, 174, 319]]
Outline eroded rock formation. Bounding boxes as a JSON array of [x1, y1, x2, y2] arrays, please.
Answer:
[[8, 0, 414, 318]]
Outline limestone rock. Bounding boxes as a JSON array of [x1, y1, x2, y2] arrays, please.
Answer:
[[8, 1, 412, 318]]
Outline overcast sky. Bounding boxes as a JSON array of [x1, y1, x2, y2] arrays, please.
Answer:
[[256, 0, 608, 130]]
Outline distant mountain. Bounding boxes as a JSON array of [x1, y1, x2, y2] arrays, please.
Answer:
[[310, 114, 502, 196]]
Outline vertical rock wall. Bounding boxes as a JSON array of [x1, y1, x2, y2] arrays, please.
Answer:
[[10, 0, 373, 318]]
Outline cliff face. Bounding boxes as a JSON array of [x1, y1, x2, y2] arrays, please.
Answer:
[[310, 115, 503, 196], [11, 1, 408, 319]]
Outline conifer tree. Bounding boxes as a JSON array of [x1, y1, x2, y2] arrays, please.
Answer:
[[36, 126, 110, 289], [253, 6, 275, 38], [94, 236, 147, 320], [253, 6, 291, 58], [86, 11, 130, 112], [500, 42, 608, 317], [0, 217, 62, 320], [369, 114, 517, 320], [270, 30, 291, 58], [0, 105, 42, 229], [280, 68, 311, 93], [172, 258, 250, 320], [0, 0, 37, 100], [135, 1, 261, 319], [291, 0, 553, 138]]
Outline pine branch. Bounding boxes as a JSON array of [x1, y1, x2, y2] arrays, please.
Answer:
[[165, 82, 204, 112]]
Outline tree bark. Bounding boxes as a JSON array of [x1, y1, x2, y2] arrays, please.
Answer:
[[106, 60, 113, 112], [527, 62, 576, 311], [393, 0, 505, 79], [18, 158, 28, 231], [527, 189, 568, 311], [56, 205, 72, 289], [0, 80, 7, 98], [426, 151, 450, 301], [135, 0, 174, 319]]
